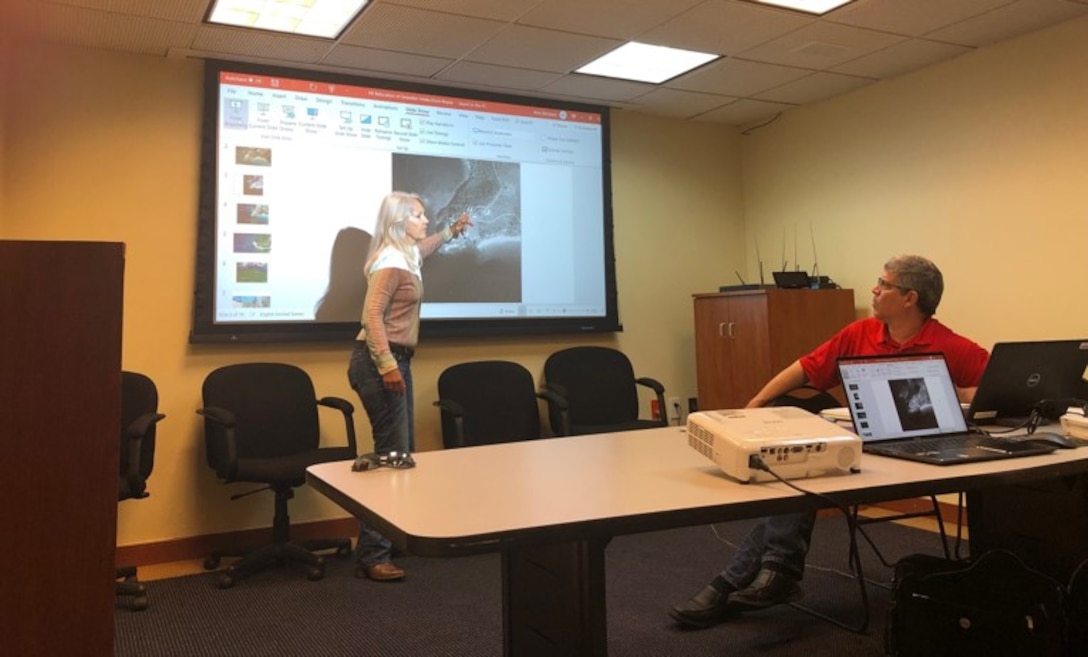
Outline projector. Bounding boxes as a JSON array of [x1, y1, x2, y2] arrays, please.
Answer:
[[686, 407, 862, 484]]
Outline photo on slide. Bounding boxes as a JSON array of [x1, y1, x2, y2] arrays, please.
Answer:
[[889, 378, 939, 431], [394, 154, 522, 304]]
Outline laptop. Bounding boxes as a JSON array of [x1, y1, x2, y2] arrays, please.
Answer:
[[966, 339, 1088, 425], [837, 352, 1056, 465]]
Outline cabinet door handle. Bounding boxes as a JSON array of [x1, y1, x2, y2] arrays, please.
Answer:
[[718, 322, 727, 338], [727, 321, 736, 339]]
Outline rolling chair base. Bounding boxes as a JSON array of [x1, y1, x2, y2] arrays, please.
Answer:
[[116, 565, 149, 611], [204, 538, 352, 588]]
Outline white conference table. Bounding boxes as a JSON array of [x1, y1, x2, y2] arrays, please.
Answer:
[[306, 426, 1088, 657]]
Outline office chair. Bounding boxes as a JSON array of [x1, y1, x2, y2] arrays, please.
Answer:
[[198, 363, 358, 588], [116, 371, 165, 611], [434, 360, 550, 448], [769, 386, 951, 633], [541, 346, 667, 436]]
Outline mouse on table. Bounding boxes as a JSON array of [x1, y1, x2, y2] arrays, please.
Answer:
[[1021, 431, 1079, 449]]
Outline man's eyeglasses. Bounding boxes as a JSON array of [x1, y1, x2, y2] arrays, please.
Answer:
[[876, 277, 913, 293]]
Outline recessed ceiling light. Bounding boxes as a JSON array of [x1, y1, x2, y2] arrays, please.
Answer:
[[576, 42, 720, 85], [749, 0, 855, 15], [206, 0, 369, 39]]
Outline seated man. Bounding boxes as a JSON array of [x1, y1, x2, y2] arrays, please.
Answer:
[[670, 254, 989, 629]]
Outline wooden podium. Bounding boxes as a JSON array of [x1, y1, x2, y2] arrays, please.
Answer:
[[0, 241, 125, 656]]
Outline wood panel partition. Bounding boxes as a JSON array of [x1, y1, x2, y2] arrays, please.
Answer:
[[0, 241, 125, 656]]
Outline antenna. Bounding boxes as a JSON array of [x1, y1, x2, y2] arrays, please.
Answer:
[[755, 237, 765, 286], [793, 224, 799, 271], [781, 228, 787, 271], [809, 222, 820, 278]]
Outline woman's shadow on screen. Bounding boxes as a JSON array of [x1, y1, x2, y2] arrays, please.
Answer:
[[314, 227, 371, 322]]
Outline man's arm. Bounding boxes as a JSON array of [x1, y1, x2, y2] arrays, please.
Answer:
[[955, 386, 978, 403], [746, 360, 809, 409]]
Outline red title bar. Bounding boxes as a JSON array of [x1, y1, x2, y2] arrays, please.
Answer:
[[221, 72, 602, 124]]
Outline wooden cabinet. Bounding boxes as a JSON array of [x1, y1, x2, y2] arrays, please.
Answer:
[[693, 288, 855, 410], [1, 241, 124, 656]]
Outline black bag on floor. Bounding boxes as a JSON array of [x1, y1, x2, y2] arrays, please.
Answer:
[[886, 550, 1067, 657]]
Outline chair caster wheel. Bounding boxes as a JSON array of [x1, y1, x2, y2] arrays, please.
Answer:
[[218, 573, 235, 589], [307, 564, 325, 581], [132, 594, 149, 611], [204, 555, 221, 570]]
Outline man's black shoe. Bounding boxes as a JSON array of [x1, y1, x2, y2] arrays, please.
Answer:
[[728, 567, 802, 610], [668, 584, 741, 629]]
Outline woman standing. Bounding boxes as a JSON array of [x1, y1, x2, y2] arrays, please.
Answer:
[[348, 191, 471, 581]]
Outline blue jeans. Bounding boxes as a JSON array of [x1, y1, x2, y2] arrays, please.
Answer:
[[720, 510, 816, 587], [347, 344, 415, 566]]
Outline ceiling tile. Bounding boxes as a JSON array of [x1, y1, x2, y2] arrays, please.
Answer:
[[628, 86, 738, 119], [465, 25, 621, 73], [825, 0, 1012, 37], [339, 3, 506, 58], [832, 38, 972, 78], [192, 25, 333, 63], [698, 97, 796, 126], [40, 0, 209, 22], [30, 3, 198, 56], [436, 61, 563, 90], [640, 0, 813, 54], [925, 0, 1088, 46], [517, 0, 703, 40], [738, 20, 906, 69], [754, 69, 873, 103], [542, 73, 656, 102], [667, 56, 813, 96], [376, 0, 541, 21], [321, 44, 453, 78]]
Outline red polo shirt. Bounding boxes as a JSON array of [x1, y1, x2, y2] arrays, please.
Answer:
[[801, 316, 989, 390]]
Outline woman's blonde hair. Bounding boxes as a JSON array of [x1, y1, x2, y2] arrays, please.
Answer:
[[364, 191, 422, 273]]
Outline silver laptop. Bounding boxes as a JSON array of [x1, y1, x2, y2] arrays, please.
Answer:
[[837, 352, 1055, 465], [966, 339, 1088, 425]]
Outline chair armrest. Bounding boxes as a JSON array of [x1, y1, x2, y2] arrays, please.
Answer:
[[124, 411, 166, 442], [433, 399, 465, 417], [538, 386, 571, 436], [197, 406, 238, 479], [636, 377, 668, 427], [635, 377, 665, 395], [122, 412, 165, 499], [433, 399, 466, 447], [318, 395, 358, 453]]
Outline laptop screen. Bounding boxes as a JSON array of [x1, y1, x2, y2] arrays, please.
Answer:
[[837, 353, 968, 443], [967, 339, 1088, 422]]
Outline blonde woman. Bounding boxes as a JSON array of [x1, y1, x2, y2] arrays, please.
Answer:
[[348, 191, 471, 581]]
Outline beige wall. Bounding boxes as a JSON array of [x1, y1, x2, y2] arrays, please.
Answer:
[[740, 15, 1088, 348], [1, 43, 743, 546]]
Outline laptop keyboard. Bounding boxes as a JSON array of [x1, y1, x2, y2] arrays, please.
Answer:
[[871, 435, 983, 454]]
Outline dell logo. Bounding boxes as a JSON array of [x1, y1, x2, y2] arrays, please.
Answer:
[[1027, 373, 1042, 387]]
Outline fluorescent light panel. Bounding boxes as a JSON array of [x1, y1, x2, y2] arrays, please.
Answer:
[[750, 0, 855, 15], [207, 0, 368, 39], [576, 42, 719, 84]]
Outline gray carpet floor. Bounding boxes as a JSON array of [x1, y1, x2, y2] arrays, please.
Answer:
[[115, 516, 956, 656]]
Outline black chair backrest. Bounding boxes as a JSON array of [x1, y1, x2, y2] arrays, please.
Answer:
[[770, 386, 841, 414], [120, 371, 160, 500], [543, 346, 639, 428], [201, 363, 321, 467], [437, 360, 541, 448]]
